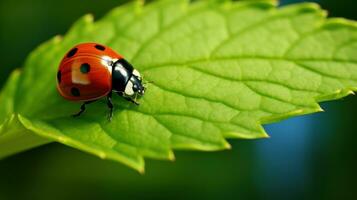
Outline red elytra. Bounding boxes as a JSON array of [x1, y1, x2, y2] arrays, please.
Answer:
[[57, 43, 123, 101]]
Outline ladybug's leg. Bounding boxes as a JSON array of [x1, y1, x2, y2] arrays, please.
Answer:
[[115, 91, 139, 105], [72, 100, 95, 117], [124, 97, 140, 105], [107, 92, 114, 121]]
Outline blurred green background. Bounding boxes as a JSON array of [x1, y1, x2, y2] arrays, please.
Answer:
[[0, 0, 356, 199]]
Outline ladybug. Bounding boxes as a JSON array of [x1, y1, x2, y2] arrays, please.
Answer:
[[56, 42, 145, 120]]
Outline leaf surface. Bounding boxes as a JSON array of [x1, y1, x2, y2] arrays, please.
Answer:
[[1, 0, 357, 171]]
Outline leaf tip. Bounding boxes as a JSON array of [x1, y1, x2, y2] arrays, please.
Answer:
[[134, 0, 145, 14], [293, 2, 321, 11], [323, 18, 357, 30], [83, 13, 94, 23], [52, 35, 63, 43], [321, 9, 328, 18], [11, 68, 22, 76], [168, 151, 176, 161], [259, 129, 270, 139], [98, 152, 107, 159], [138, 166, 145, 174], [222, 140, 231, 149]]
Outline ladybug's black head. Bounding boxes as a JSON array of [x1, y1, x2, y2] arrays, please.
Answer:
[[131, 69, 145, 95], [123, 72, 145, 97], [131, 75, 145, 96]]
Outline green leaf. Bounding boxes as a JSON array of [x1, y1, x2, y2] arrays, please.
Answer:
[[0, 70, 50, 158], [1, 0, 357, 172], [0, 70, 20, 124]]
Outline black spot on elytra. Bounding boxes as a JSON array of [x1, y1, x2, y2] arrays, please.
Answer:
[[57, 70, 61, 83], [67, 48, 78, 58], [80, 63, 90, 73], [71, 87, 80, 97], [94, 44, 105, 51]]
